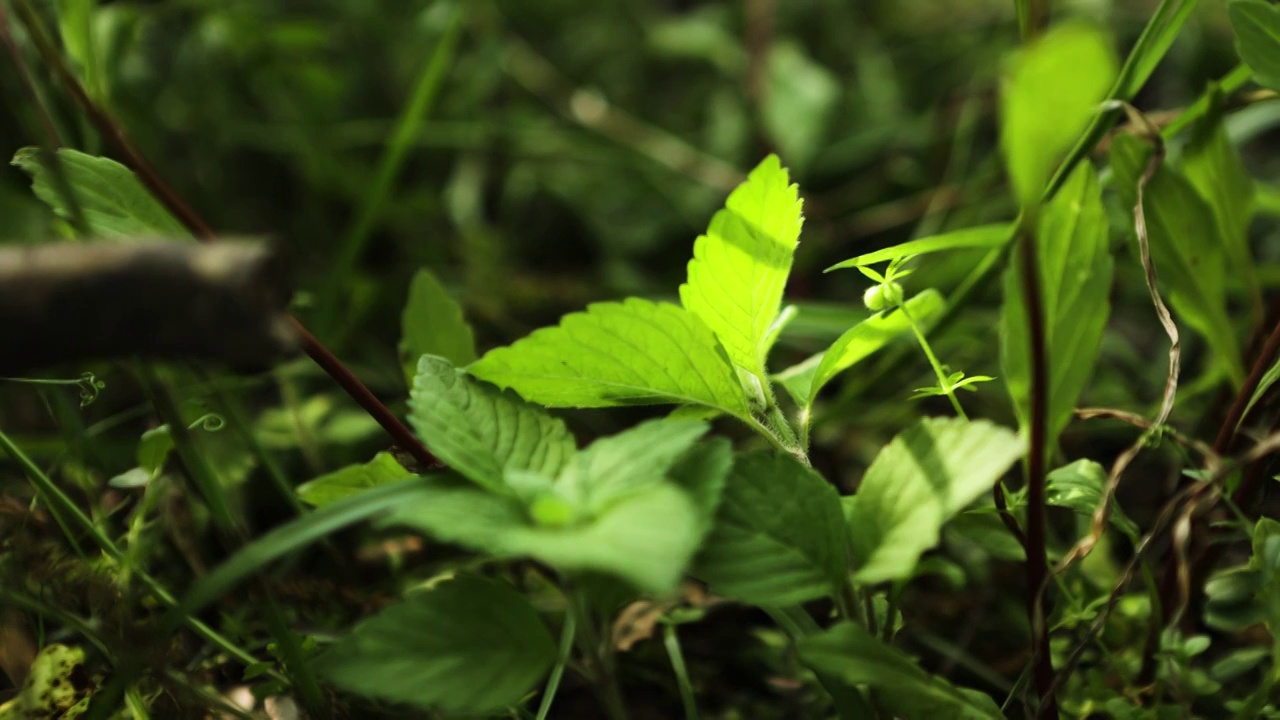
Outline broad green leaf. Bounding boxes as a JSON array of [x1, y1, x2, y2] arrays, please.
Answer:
[[1230, 0, 1280, 91], [384, 477, 701, 593], [679, 155, 802, 395], [799, 622, 1002, 720], [409, 355, 575, 492], [847, 418, 1024, 584], [1046, 459, 1139, 541], [1001, 164, 1113, 449], [761, 43, 839, 170], [400, 268, 477, 384], [469, 298, 750, 419], [1000, 24, 1117, 208], [693, 451, 849, 605], [1182, 102, 1257, 300], [774, 290, 945, 406], [825, 224, 1012, 271], [11, 148, 189, 238], [313, 574, 556, 713], [667, 438, 734, 539], [296, 452, 410, 507], [557, 418, 708, 515], [1110, 133, 1244, 386]]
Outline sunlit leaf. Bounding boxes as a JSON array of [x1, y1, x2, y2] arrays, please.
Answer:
[[1001, 163, 1114, 449], [825, 224, 1011, 271], [469, 298, 750, 419], [400, 268, 477, 384], [313, 574, 556, 713], [11, 148, 189, 238], [847, 418, 1024, 584], [679, 155, 802, 397], [296, 452, 410, 507], [410, 355, 575, 492], [693, 451, 849, 605], [1000, 24, 1117, 208]]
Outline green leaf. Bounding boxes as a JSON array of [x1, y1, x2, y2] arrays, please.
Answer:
[[469, 298, 750, 419], [825, 224, 1012, 271], [667, 438, 734, 539], [296, 452, 411, 507], [385, 477, 702, 593], [557, 418, 708, 515], [774, 290, 945, 407], [847, 418, 1024, 584], [11, 148, 189, 238], [1046, 459, 1139, 541], [1230, 0, 1280, 91], [679, 155, 802, 395], [693, 451, 849, 605], [761, 43, 839, 170], [1252, 518, 1280, 649], [799, 622, 1002, 720], [313, 574, 556, 713], [400, 268, 477, 384], [137, 425, 174, 476], [999, 23, 1117, 208], [409, 355, 576, 492], [1001, 164, 1113, 449], [1110, 133, 1244, 386], [1182, 101, 1258, 299]]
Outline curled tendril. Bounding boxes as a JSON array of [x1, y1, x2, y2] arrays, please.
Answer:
[[186, 413, 226, 432], [76, 372, 105, 407]]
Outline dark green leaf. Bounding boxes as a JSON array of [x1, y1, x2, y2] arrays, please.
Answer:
[[400, 268, 477, 383], [847, 418, 1023, 584], [410, 355, 576, 492], [1182, 103, 1258, 300], [761, 44, 839, 169], [1045, 459, 1139, 541], [313, 574, 556, 713], [693, 451, 849, 605], [1230, 0, 1280, 90], [799, 622, 1002, 719]]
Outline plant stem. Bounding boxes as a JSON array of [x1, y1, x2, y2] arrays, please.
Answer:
[[568, 588, 630, 720], [898, 301, 967, 419], [1015, 227, 1056, 718], [663, 624, 699, 720], [536, 611, 577, 720]]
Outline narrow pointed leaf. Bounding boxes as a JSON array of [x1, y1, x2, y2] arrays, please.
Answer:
[[11, 148, 189, 238], [1110, 133, 1243, 385], [469, 298, 750, 418], [679, 155, 802, 389], [400, 268, 477, 383], [693, 451, 849, 605], [825, 224, 1012, 271], [1000, 24, 1117, 207], [799, 622, 1002, 720], [409, 355, 576, 492], [313, 574, 556, 713], [847, 418, 1024, 584], [1001, 164, 1113, 449]]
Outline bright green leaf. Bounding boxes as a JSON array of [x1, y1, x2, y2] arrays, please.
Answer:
[[409, 355, 576, 492], [400, 268, 477, 384], [296, 452, 411, 507], [825, 224, 1012, 271], [1046, 459, 1139, 541], [469, 298, 750, 419], [1230, 0, 1280, 91], [11, 148, 189, 238], [799, 622, 1002, 720], [847, 418, 1024, 584], [558, 418, 707, 515], [1110, 133, 1244, 386], [384, 477, 701, 593], [775, 290, 945, 406], [761, 43, 839, 170], [1000, 24, 1117, 208], [1001, 163, 1114, 449], [313, 574, 556, 713], [679, 155, 802, 396], [693, 451, 849, 605], [1182, 101, 1258, 301]]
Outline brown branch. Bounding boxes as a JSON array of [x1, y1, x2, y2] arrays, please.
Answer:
[[5, 2, 438, 470]]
